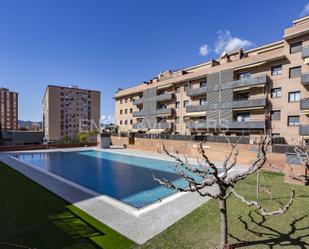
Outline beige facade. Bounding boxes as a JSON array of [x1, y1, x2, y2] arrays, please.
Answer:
[[0, 88, 18, 130], [43, 85, 100, 141], [115, 16, 309, 144]]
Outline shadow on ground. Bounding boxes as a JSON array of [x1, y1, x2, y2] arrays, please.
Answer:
[[229, 211, 309, 249]]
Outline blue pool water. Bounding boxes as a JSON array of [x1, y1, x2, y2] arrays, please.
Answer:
[[12, 150, 196, 208]]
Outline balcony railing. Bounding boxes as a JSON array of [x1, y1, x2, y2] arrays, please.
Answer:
[[186, 120, 265, 130], [219, 75, 267, 91], [302, 46, 309, 59], [133, 122, 172, 129], [132, 110, 144, 117], [133, 98, 144, 105], [301, 73, 309, 86], [231, 98, 267, 109], [156, 92, 175, 102], [299, 125, 309, 135], [300, 98, 309, 110], [156, 108, 174, 116], [186, 86, 207, 97], [186, 105, 207, 113]]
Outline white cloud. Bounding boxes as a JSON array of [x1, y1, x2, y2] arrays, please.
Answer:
[[214, 30, 254, 55], [100, 114, 115, 124], [199, 44, 209, 56], [300, 3, 309, 17]]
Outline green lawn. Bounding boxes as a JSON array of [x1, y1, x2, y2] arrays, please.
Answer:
[[0, 161, 308, 249], [138, 171, 309, 249], [0, 162, 135, 249]]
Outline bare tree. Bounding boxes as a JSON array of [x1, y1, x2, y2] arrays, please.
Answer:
[[288, 145, 309, 185], [154, 135, 295, 249]]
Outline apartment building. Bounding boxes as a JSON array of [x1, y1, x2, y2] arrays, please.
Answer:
[[43, 85, 100, 141], [115, 16, 309, 144], [0, 88, 18, 130]]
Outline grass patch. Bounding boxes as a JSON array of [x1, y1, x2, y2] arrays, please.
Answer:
[[0, 162, 135, 249], [138, 171, 309, 249]]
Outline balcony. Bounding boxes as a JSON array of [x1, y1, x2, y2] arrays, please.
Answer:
[[299, 125, 309, 135], [231, 98, 267, 110], [302, 46, 309, 59], [226, 121, 265, 129], [132, 110, 144, 117], [156, 108, 174, 116], [301, 73, 309, 86], [222, 75, 267, 91], [133, 122, 172, 130], [133, 98, 144, 105], [186, 105, 207, 113], [186, 120, 265, 130], [156, 92, 175, 102], [186, 86, 207, 97], [300, 98, 309, 111]]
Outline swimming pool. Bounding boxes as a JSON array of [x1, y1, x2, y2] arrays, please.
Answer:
[[12, 150, 196, 208]]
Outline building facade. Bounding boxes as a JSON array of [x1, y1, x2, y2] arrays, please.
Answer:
[[43, 85, 100, 141], [114, 16, 309, 145], [0, 88, 18, 130]]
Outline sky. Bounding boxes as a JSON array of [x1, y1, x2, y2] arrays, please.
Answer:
[[1, 0, 309, 123]]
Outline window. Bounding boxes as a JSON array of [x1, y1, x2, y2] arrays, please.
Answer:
[[239, 72, 251, 80], [235, 92, 249, 101], [125, 120, 128, 125], [271, 110, 281, 121], [130, 108, 133, 113], [288, 116, 299, 126], [120, 110, 123, 115], [125, 98, 128, 103], [120, 99, 123, 104], [183, 116, 189, 123], [236, 112, 250, 122], [290, 41, 302, 54], [271, 88, 282, 98], [200, 81, 207, 87], [183, 100, 189, 107], [159, 104, 167, 109], [175, 101, 180, 108], [120, 120, 122, 125], [184, 84, 189, 92], [130, 120, 133, 125], [200, 98, 207, 105], [175, 116, 180, 124], [271, 65, 282, 76], [288, 91, 300, 102], [289, 66, 301, 78], [175, 86, 181, 93], [125, 109, 128, 114]]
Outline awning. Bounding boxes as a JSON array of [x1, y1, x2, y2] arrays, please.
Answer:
[[157, 83, 173, 90], [302, 110, 309, 115], [234, 106, 264, 111], [233, 61, 266, 71], [187, 111, 207, 117], [233, 84, 265, 91], [146, 129, 166, 134], [128, 128, 140, 133]]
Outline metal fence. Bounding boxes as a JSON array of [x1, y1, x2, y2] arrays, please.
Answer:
[[133, 133, 250, 144]]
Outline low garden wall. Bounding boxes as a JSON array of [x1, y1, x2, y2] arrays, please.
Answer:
[[111, 136, 285, 170]]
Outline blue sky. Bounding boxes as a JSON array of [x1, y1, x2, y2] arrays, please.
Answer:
[[1, 0, 309, 122]]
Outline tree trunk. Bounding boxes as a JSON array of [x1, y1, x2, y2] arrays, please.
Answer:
[[219, 199, 228, 249]]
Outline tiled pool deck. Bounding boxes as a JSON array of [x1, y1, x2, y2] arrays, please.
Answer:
[[0, 147, 246, 244]]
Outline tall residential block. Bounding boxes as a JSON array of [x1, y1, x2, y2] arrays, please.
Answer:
[[0, 88, 18, 130], [43, 85, 100, 141], [114, 16, 309, 145]]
